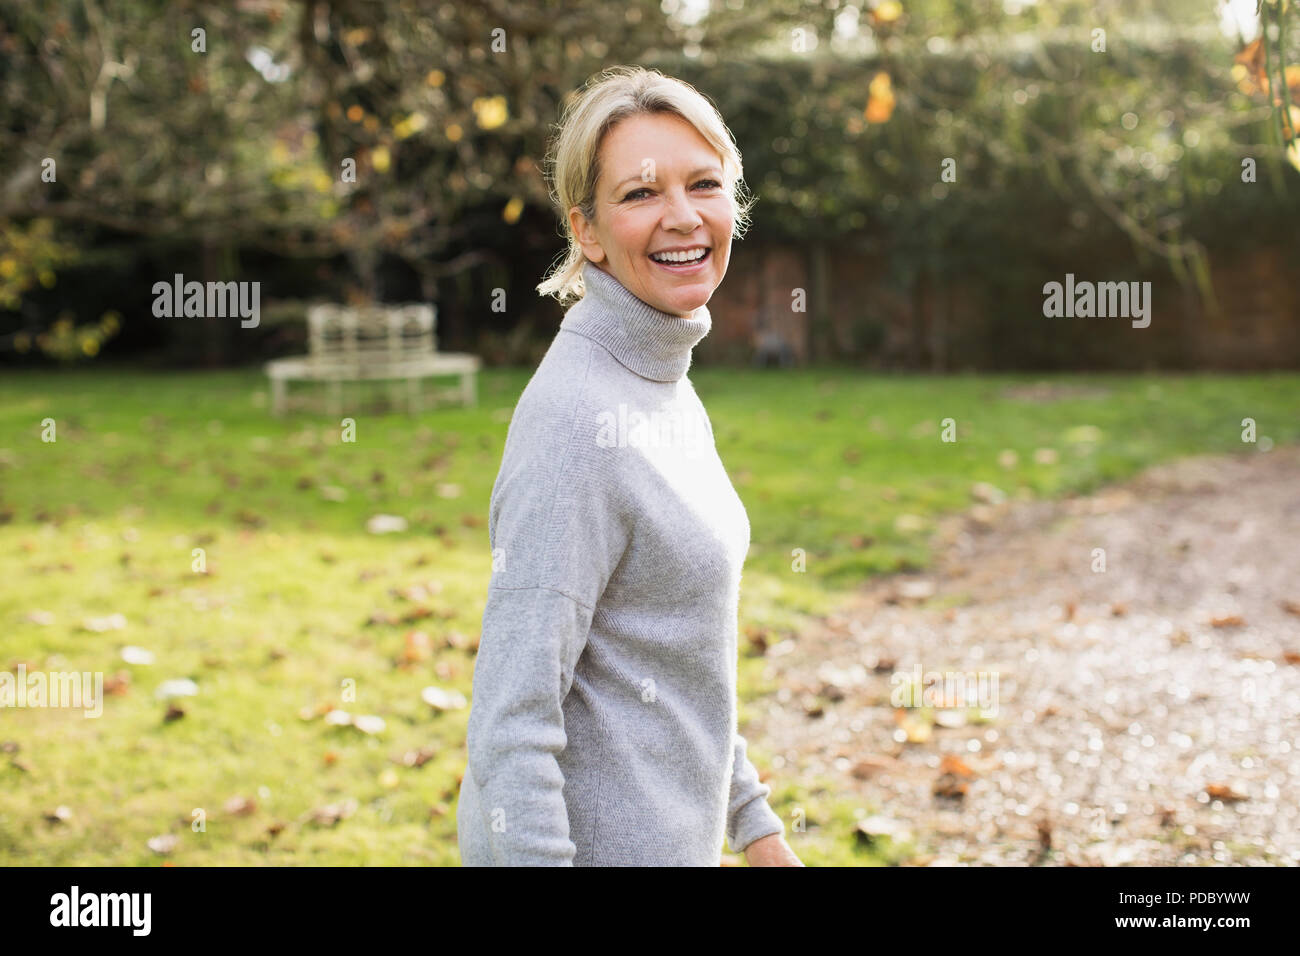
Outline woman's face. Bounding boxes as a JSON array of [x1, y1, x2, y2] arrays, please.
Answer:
[[569, 112, 733, 318]]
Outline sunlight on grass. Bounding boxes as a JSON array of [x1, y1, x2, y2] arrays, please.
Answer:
[[1, 366, 1296, 864]]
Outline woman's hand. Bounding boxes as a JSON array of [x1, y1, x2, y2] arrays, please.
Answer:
[[743, 833, 804, 866]]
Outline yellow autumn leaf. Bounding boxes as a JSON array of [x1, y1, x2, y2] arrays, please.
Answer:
[[311, 169, 333, 193], [371, 146, 390, 173], [502, 196, 524, 224], [394, 111, 428, 140], [473, 95, 508, 130], [426, 69, 444, 87], [865, 71, 895, 123], [445, 123, 463, 142], [872, 0, 903, 24]]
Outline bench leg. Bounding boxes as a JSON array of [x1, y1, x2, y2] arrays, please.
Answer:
[[270, 377, 286, 417], [327, 379, 342, 419]]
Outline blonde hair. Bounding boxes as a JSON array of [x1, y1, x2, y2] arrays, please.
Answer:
[[536, 66, 756, 307]]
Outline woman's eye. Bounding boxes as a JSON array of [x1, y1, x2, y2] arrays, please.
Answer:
[[623, 180, 722, 201]]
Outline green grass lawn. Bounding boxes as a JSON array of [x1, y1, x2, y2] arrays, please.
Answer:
[[1, 365, 1296, 865]]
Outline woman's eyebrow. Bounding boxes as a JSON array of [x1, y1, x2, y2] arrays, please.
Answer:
[[612, 166, 724, 193]]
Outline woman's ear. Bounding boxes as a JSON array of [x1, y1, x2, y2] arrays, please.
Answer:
[[569, 206, 605, 265]]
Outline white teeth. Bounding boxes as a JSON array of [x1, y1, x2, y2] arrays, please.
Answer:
[[651, 248, 707, 263]]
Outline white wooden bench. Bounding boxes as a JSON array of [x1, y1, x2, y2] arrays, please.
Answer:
[[264, 303, 480, 416]]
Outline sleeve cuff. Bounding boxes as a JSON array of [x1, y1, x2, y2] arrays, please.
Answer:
[[726, 795, 785, 854]]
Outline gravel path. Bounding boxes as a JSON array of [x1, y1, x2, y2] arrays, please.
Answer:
[[749, 446, 1300, 865]]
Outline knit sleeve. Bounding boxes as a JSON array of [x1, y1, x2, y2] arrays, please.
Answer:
[[462, 402, 631, 865], [724, 731, 785, 854]]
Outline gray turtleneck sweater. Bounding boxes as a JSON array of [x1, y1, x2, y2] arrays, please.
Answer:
[[456, 260, 785, 866]]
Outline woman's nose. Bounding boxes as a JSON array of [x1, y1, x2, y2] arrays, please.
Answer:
[[661, 188, 704, 229]]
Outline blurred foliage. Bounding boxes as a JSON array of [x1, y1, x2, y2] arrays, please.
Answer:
[[0, 0, 1296, 366], [0, 220, 73, 311]]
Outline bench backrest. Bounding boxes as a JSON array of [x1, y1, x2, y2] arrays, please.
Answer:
[[306, 304, 437, 364]]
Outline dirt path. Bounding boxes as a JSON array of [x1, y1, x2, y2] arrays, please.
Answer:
[[749, 446, 1300, 865]]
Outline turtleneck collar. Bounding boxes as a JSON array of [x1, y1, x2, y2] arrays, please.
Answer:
[[558, 260, 712, 383]]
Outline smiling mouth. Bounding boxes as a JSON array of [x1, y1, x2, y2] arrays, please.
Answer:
[[648, 248, 711, 268]]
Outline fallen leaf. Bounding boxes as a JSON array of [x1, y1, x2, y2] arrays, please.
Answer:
[[366, 514, 408, 534], [1210, 614, 1245, 628], [308, 798, 358, 826], [1205, 783, 1247, 802], [147, 834, 179, 854], [855, 815, 906, 843], [895, 579, 936, 602], [324, 708, 352, 726], [103, 671, 131, 695], [938, 754, 975, 778], [120, 646, 155, 665], [155, 678, 199, 700], [970, 481, 1005, 504], [82, 613, 127, 632], [224, 796, 257, 816], [934, 710, 968, 729], [399, 746, 437, 768], [421, 686, 467, 711], [1036, 816, 1053, 853], [932, 773, 968, 798], [352, 714, 386, 735], [850, 754, 897, 779], [400, 630, 432, 665], [894, 708, 932, 743]]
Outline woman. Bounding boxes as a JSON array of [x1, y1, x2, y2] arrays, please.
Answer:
[[457, 66, 802, 866]]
